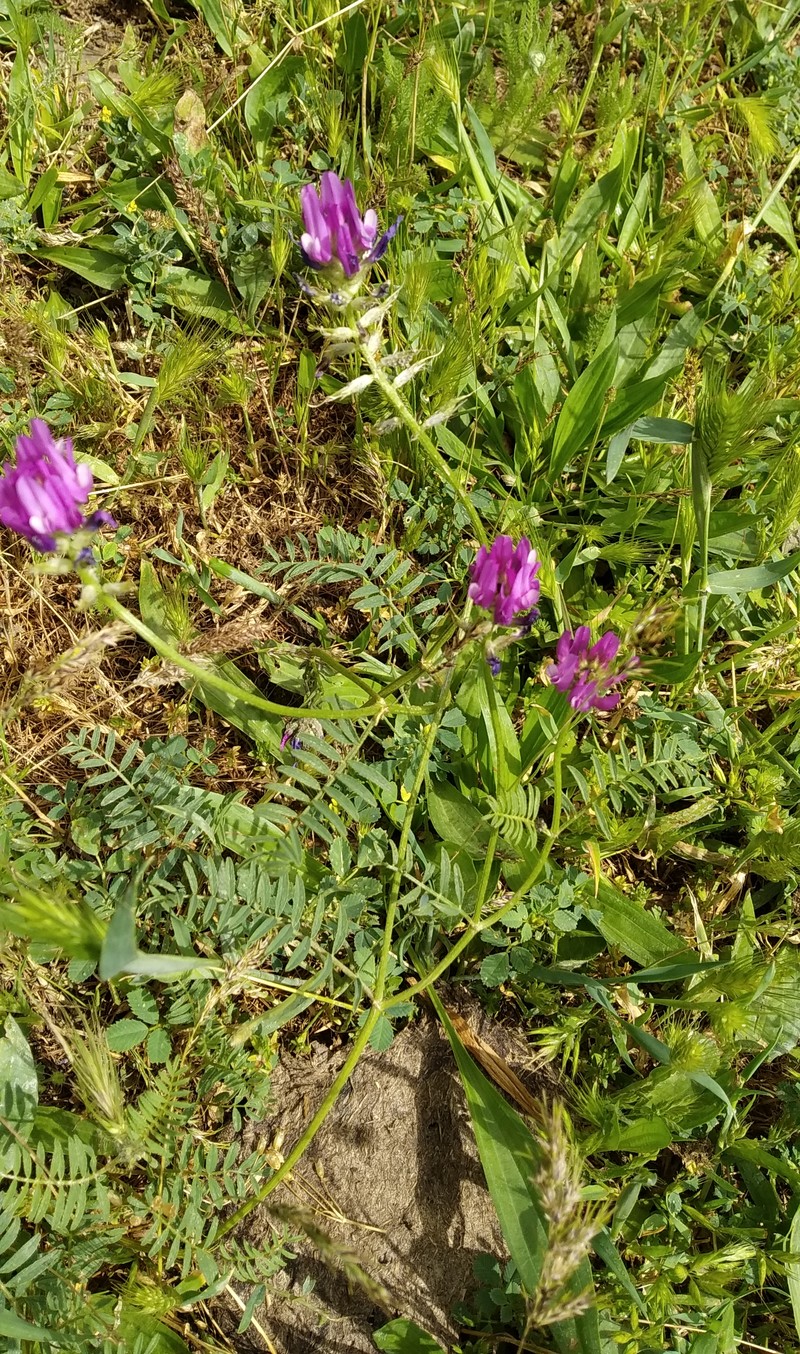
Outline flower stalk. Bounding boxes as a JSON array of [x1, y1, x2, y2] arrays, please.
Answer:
[[215, 674, 453, 1239], [361, 346, 487, 543]]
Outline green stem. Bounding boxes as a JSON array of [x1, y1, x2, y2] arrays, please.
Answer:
[[305, 648, 383, 699], [214, 677, 453, 1240], [547, 39, 604, 211], [362, 350, 486, 544], [214, 1008, 375, 1241], [97, 590, 407, 723], [453, 106, 499, 217], [690, 440, 712, 657], [388, 724, 570, 1008], [467, 658, 505, 927], [471, 826, 500, 927], [481, 655, 506, 791], [550, 723, 567, 836]]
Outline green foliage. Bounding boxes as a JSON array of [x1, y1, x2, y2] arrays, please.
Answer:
[[2, 0, 800, 1350], [471, 0, 569, 165]]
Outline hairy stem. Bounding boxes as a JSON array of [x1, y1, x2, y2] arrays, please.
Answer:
[[362, 350, 486, 544], [94, 588, 421, 724]]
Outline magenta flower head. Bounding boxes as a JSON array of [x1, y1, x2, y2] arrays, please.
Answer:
[[0, 419, 114, 553], [300, 171, 400, 279], [469, 535, 541, 627], [548, 626, 637, 713]]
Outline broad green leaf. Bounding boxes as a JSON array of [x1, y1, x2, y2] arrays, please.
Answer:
[[688, 1070, 735, 1125], [93, 1297, 191, 1354], [138, 560, 281, 752], [760, 184, 796, 254], [427, 781, 490, 854], [137, 558, 176, 642], [366, 1013, 394, 1052], [373, 1318, 446, 1353], [165, 269, 250, 333], [433, 997, 601, 1354], [555, 160, 625, 272], [788, 1203, 800, 1345], [480, 660, 521, 793], [618, 171, 650, 253], [727, 1141, 800, 1191], [31, 245, 126, 289], [0, 1016, 37, 1163], [26, 163, 60, 215], [592, 1228, 646, 1314], [480, 951, 511, 988], [455, 654, 520, 793], [96, 175, 166, 214], [436, 1002, 546, 1291], [78, 453, 121, 486], [606, 424, 633, 484], [584, 878, 686, 967], [706, 552, 800, 595], [0, 1309, 66, 1343], [189, 0, 252, 55], [244, 60, 302, 152], [630, 415, 693, 443], [680, 127, 724, 248], [8, 47, 34, 183], [713, 950, 800, 1058], [465, 100, 498, 179], [339, 11, 369, 76], [187, 656, 283, 752], [123, 953, 220, 978], [550, 339, 619, 480], [642, 304, 706, 383], [596, 1115, 672, 1154], [0, 166, 24, 199], [106, 1018, 150, 1052], [609, 412, 693, 478], [601, 373, 680, 439], [689, 1337, 720, 1354], [100, 894, 219, 981], [86, 70, 172, 154], [99, 897, 139, 980]]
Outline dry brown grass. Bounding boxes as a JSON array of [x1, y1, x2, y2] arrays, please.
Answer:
[[1, 300, 389, 805]]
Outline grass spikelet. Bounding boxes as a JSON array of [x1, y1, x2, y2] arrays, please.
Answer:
[[154, 330, 223, 408]]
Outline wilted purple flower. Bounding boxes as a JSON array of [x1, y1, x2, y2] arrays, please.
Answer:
[[280, 726, 302, 752], [0, 419, 115, 553], [300, 172, 401, 279], [547, 626, 637, 713], [469, 536, 541, 627]]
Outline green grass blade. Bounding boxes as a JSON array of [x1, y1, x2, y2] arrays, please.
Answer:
[[550, 339, 619, 480], [433, 995, 601, 1354]]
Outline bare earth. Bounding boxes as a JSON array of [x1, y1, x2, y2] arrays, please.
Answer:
[[218, 1017, 510, 1353]]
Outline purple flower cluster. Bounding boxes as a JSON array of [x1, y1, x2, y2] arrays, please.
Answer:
[[300, 172, 400, 279], [469, 535, 541, 627], [0, 419, 114, 553], [548, 627, 636, 713]]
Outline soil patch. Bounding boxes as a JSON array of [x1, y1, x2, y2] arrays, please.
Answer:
[[55, 0, 150, 49], [215, 1014, 529, 1353]]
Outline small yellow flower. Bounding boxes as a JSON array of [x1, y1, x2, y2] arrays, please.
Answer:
[[219, 224, 227, 237], [101, 105, 113, 123], [127, 200, 138, 214]]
